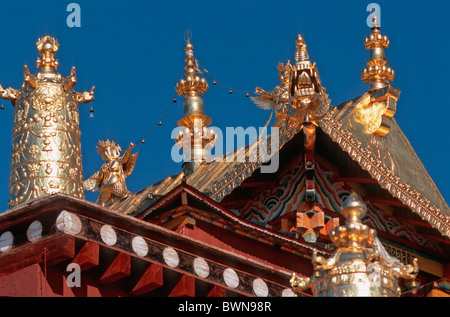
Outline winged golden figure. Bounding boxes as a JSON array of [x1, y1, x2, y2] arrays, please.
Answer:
[[251, 61, 293, 113], [83, 140, 138, 206]]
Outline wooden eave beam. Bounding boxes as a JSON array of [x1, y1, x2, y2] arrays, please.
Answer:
[[365, 197, 406, 207], [419, 232, 450, 246], [239, 181, 273, 188], [220, 199, 249, 208], [392, 216, 432, 229], [0, 234, 75, 279], [334, 177, 377, 184]]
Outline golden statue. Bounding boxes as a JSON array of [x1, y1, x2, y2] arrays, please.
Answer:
[[83, 140, 138, 206], [252, 61, 293, 113]]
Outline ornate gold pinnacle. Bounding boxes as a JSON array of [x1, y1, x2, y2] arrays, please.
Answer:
[[175, 40, 209, 99], [290, 192, 419, 297], [36, 36, 60, 70], [361, 17, 395, 90], [174, 37, 216, 176]]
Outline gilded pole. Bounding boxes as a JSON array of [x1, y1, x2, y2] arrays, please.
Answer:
[[175, 37, 216, 176]]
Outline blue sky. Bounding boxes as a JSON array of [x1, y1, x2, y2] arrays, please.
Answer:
[[0, 0, 448, 211]]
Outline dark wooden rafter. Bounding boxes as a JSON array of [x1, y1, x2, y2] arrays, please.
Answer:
[[71, 241, 99, 271], [239, 181, 273, 188], [168, 275, 196, 297], [99, 252, 131, 284], [0, 234, 75, 279], [207, 285, 227, 297], [130, 263, 164, 295], [220, 199, 249, 208], [334, 177, 378, 184], [365, 197, 406, 207], [303, 122, 316, 202]]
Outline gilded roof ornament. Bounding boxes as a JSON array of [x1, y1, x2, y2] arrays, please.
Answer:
[[175, 39, 209, 99], [361, 17, 395, 91], [290, 192, 419, 297], [36, 36, 60, 70], [252, 34, 330, 124], [174, 36, 217, 176], [0, 36, 94, 207], [83, 140, 138, 206], [349, 18, 398, 137]]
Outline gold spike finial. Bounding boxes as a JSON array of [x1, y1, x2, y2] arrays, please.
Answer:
[[361, 21, 394, 90], [290, 192, 419, 297], [174, 35, 216, 176], [295, 34, 310, 64], [36, 36, 60, 70], [175, 36, 209, 98]]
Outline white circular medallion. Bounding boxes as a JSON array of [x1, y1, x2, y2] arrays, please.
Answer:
[[163, 247, 179, 268], [252, 278, 269, 297], [27, 220, 42, 243], [0, 231, 13, 253], [100, 225, 117, 246], [281, 288, 295, 297], [131, 236, 148, 257], [223, 268, 239, 289], [56, 211, 82, 235], [193, 257, 210, 278]]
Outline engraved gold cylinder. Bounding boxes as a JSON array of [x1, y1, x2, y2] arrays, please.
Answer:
[[9, 70, 84, 207]]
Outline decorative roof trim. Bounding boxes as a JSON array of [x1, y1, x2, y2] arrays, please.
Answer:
[[138, 182, 331, 256], [319, 108, 450, 238]]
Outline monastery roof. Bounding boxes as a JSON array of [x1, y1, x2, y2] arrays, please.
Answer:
[[110, 86, 450, 240]]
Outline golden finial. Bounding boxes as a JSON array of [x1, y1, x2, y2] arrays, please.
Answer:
[[36, 36, 60, 70], [175, 34, 209, 99], [174, 34, 216, 176], [175, 34, 211, 127], [361, 16, 395, 90], [290, 192, 419, 297], [295, 34, 310, 63]]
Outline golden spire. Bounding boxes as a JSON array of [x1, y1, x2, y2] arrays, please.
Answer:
[[36, 36, 60, 70], [174, 36, 216, 176], [290, 192, 419, 297], [252, 34, 330, 124], [0, 36, 94, 207], [361, 16, 395, 90]]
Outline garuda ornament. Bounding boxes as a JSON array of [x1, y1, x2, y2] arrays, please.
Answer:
[[83, 140, 138, 206]]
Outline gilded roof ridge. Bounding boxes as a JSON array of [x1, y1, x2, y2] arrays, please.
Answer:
[[319, 105, 450, 238]]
